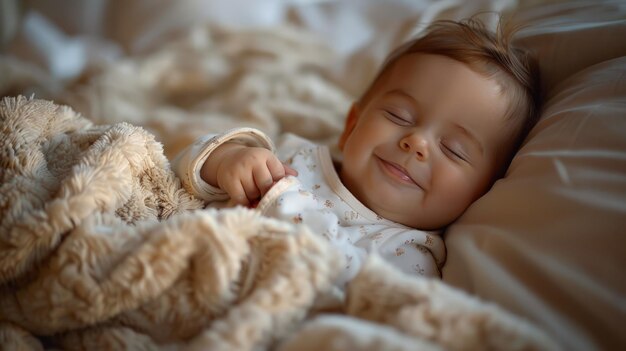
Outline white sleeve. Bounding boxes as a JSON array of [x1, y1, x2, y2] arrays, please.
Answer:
[[171, 128, 275, 202]]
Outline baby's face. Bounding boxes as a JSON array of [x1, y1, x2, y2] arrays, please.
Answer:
[[339, 53, 517, 230]]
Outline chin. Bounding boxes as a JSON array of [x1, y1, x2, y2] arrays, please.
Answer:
[[398, 217, 427, 229], [394, 213, 447, 231]]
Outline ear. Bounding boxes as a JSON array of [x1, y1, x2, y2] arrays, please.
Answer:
[[338, 103, 360, 151]]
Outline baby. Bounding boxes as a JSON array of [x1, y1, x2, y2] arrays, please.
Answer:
[[173, 19, 540, 282]]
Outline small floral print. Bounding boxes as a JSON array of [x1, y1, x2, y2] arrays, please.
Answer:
[[324, 200, 334, 208], [293, 214, 303, 224], [414, 264, 425, 275], [395, 247, 405, 256], [425, 235, 434, 246], [313, 184, 321, 190], [344, 211, 359, 221], [369, 232, 383, 240], [298, 148, 314, 160], [416, 245, 429, 254]]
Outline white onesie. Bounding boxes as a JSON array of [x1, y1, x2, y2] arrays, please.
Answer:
[[172, 128, 446, 284]]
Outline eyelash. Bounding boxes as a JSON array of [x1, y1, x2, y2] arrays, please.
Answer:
[[383, 111, 411, 125], [442, 142, 467, 162]]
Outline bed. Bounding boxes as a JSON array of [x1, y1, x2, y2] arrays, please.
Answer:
[[1, 0, 625, 350]]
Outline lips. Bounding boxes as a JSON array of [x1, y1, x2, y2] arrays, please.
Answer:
[[376, 156, 423, 189]]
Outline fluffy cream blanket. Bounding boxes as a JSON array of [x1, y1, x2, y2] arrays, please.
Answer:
[[0, 96, 558, 351]]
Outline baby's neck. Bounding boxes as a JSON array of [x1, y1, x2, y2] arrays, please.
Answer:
[[332, 160, 342, 175]]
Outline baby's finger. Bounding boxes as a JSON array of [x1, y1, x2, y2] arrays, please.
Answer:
[[253, 165, 275, 196], [222, 180, 249, 207], [240, 173, 261, 202], [283, 164, 298, 177], [266, 157, 286, 181]]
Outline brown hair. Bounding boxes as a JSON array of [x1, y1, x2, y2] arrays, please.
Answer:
[[360, 18, 541, 151]]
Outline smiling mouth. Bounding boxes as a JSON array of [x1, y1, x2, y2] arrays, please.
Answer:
[[375, 156, 423, 189]]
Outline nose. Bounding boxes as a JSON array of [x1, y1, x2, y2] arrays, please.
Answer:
[[399, 133, 429, 161]]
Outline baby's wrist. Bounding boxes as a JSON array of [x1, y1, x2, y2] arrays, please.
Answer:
[[201, 142, 246, 187]]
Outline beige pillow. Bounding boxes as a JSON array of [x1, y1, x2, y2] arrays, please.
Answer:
[[442, 8, 626, 351], [512, 1, 626, 96]]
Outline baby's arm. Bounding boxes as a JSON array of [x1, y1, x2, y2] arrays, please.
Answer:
[[200, 143, 297, 206], [171, 128, 296, 205]]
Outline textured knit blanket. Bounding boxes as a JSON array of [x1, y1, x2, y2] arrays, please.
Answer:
[[0, 96, 560, 350]]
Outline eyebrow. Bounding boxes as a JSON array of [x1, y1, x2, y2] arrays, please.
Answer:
[[454, 124, 484, 155], [386, 89, 415, 101]]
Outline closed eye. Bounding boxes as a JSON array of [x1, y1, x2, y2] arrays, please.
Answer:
[[383, 111, 412, 126], [442, 142, 469, 162]]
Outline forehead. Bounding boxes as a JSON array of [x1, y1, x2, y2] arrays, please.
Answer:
[[372, 53, 512, 130]]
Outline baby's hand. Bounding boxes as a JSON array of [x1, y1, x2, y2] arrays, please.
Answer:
[[201, 143, 297, 206]]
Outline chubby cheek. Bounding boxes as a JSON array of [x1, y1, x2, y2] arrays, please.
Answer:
[[344, 120, 385, 161], [354, 118, 389, 141], [431, 164, 480, 215]]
